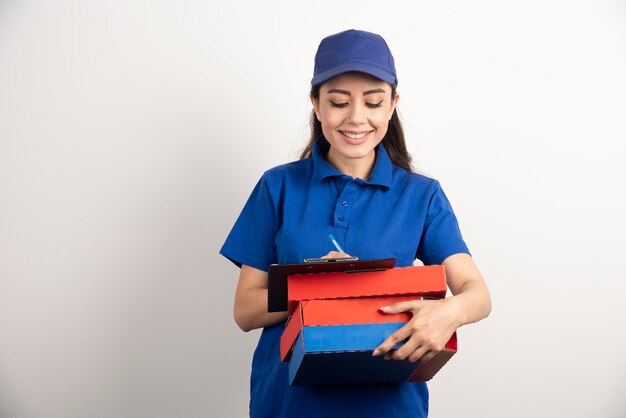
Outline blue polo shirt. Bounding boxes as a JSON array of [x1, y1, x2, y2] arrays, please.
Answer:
[[220, 138, 470, 418]]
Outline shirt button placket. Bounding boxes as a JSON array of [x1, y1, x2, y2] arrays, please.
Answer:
[[334, 181, 358, 229]]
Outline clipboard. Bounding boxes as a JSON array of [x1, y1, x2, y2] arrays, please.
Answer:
[[267, 258, 396, 312]]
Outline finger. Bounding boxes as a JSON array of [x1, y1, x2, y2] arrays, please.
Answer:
[[379, 299, 423, 315], [387, 335, 420, 361], [372, 323, 413, 356], [419, 350, 438, 363], [407, 345, 429, 363]]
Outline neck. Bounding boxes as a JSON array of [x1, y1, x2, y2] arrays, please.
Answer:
[[326, 147, 376, 180]]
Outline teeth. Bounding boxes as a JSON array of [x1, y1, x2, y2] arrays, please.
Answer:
[[342, 131, 368, 139]]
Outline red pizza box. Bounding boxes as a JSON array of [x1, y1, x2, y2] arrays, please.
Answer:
[[279, 264, 457, 385], [280, 296, 415, 361], [282, 301, 458, 385], [287, 265, 447, 314]]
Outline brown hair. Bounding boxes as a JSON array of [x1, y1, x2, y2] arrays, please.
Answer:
[[299, 81, 413, 172]]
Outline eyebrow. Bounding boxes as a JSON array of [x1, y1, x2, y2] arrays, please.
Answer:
[[326, 88, 387, 96]]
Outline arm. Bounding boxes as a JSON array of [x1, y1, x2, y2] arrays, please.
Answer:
[[233, 264, 288, 332], [441, 252, 492, 326], [373, 253, 491, 362], [233, 251, 350, 332]]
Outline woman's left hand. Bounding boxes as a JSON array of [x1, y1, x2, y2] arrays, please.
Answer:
[[372, 298, 461, 363]]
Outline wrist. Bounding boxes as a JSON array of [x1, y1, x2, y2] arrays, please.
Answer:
[[443, 296, 467, 329]]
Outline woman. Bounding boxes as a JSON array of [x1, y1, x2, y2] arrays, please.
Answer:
[[220, 29, 491, 418]]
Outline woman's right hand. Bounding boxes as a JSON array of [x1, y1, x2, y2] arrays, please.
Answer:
[[233, 252, 352, 331], [321, 251, 353, 259]]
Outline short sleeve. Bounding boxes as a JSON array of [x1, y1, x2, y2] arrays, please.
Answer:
[[415, 181, 471, 265], [219, 174, 279, 272]]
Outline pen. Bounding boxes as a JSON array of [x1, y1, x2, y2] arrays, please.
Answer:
[[328, 234, 345, 253]]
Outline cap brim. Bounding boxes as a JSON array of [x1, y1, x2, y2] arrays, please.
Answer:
[[311, 61, 397, 86]]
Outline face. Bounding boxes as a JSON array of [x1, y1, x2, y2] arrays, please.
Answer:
[[311, 72, 399, 173]]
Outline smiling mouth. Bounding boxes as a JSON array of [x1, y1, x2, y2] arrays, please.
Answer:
[[339, 130, 373, 139]]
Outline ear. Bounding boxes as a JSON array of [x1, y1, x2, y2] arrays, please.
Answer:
[[389, 92, 400, 120], [310, 95, 321, 121]]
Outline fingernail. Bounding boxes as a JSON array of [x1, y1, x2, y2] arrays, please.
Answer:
[[379, 306, 391, 312], [372, 349, 381, 356]]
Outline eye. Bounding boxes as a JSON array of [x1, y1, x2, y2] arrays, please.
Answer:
[[330, 101, 348, 108], [366, 101, 383, 108]]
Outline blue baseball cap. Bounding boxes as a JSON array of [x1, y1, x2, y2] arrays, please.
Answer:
[[311, 29, 398, 86]]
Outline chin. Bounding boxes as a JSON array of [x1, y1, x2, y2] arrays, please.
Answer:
[[340, 140, 374, 151], [344, 148, 375, 159]]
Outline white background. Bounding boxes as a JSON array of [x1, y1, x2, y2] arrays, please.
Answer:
[[1, 1, 625, 417]]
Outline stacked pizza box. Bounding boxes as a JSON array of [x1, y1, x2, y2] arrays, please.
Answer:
[[279, 265, 458, 385]]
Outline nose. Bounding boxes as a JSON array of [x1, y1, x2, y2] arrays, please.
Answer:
[[347, 101, 367, 125]]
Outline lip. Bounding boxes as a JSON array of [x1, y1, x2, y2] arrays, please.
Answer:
[[338, 130, 373, 145]]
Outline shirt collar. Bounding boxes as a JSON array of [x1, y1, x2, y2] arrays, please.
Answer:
[[311, 137, 392, 189]]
